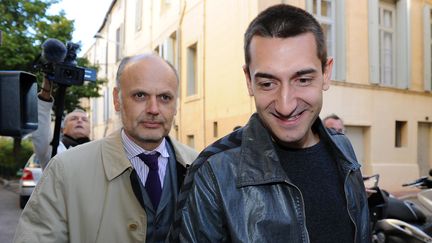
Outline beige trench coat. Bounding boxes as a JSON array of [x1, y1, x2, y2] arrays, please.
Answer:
[[13, 130, 198, 243]]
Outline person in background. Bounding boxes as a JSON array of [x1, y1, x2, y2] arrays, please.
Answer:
[[323, 114, 377, 197], [323, 113, 345, 134], [168, 4, 370, 243], [233, 125, 242, 131], [32, 77, 90, 169], [14, 53, 198, 243]]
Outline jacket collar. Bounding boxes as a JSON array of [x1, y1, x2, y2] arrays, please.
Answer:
[[236, 113, 360, 187], [314, 119, 360, 173], [165, 136, 196, 168], [101, 130, 133, 181]]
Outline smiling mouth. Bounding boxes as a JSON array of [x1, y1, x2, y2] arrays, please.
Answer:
[[273, 110, 305, 122], [286, 112, 302, 121]]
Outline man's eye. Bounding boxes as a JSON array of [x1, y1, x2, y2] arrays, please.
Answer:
[[160, 95, 172, 102], [297, 78, 312, 86], [134, 92, 146, 99], [258, 81, 275, 90]]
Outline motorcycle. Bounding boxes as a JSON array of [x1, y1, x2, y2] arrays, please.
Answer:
[[401, 170, 432, 215], [365, 174, 432, 243]]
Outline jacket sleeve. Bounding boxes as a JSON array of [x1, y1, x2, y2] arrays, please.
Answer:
[[177, 162, 228, 243], [13, 158, 68, 243], [32, 98, 54, 170]]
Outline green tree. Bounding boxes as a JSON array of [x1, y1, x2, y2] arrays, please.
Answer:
[[0, 0, 72, 70], [0, 0, 104, 164], [0, 138, 33, 179]]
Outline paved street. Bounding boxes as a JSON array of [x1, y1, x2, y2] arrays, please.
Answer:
[[0, 179, 21, 243]]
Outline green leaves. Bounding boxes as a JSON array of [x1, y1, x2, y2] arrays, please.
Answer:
[[0, 0, 104, 114]]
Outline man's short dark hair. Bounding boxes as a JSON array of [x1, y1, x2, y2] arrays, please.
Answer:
[[244, 4, 327, 71]]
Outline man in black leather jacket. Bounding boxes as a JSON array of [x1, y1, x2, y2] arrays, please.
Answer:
[[169, 4, 370, 243]]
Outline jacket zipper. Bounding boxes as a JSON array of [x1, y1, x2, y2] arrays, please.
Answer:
[[284, 180, 310, 243], [344, 169, 358, 243]]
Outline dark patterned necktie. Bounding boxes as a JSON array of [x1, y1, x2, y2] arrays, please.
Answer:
[[138, 152, 161, 209]]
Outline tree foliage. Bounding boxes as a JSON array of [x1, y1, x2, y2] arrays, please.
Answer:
[[0, 137, 33, 178], [0, 0, 104, 114], [0, 0, 72, 70]]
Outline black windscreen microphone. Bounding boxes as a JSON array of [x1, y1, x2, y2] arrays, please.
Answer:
[[41, 38, 67, 63]]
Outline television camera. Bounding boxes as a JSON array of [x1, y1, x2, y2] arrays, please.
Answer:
[[0, 38, 97, 159], [34, 38, 96, 85]]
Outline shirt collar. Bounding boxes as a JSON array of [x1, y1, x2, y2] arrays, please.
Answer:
[[121, 129, 169, 160]]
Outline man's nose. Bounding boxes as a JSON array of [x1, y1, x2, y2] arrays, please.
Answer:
[[275, 84, 297, 115], [78, 117, 88, 123], [146, 96, 159, 114]]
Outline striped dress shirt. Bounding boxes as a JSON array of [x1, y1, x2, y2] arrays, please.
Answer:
[[121, 129, 169, 187]]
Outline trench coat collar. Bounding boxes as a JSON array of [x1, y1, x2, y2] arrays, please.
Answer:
[[101, 130, 195, 181], [101, 130, 132, 181]]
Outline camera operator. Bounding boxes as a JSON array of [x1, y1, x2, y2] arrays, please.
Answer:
[[33, 77, 90, 170]]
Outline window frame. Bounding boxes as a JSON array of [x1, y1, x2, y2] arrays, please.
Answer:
[[368, 0, 411, 88], [186, 43, 198, 97], [306, 0, 345, 81], [379, 1, 396, 86]]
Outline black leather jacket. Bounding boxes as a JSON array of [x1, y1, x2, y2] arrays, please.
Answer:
[[170, 114, 370, 243]]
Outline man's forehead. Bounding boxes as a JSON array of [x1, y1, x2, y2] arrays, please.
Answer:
[[67, 112, 88, 119]]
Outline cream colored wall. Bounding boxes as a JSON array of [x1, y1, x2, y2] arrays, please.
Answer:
[[202, 0, 255, 145], [178, 0, 205, 150], [345, 0, 369, 85], [88, 0, 432, 192], [323, 82, 432, 191], [153, 2, 181, 45]]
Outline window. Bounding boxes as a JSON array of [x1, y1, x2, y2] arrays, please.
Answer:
[[115, 27, 122, 61], [306, 0, 345, 80], [135, 0, 143, 32], [423, 5, 432, 91], [310, 0, 335, 61], [395, 120, 407, 147], [187, 135, 195, 148], [368, 0, 410, 88], [161, 33, 176, 67], [92, 98, 98, 125], [213, 121, 218, 138], [187, 43, 197, 96], [379, 2, 396, 86]]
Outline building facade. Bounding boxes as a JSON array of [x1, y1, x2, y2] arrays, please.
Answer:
[[84, 0, 432, 191]]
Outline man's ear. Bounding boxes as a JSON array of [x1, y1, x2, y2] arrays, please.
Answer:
[[113, 87, 121, 112], [243, 65, 254, 96], [322, 57, 334, 91]]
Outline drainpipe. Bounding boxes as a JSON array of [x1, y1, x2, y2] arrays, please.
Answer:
[[202, 0, 207, 146]]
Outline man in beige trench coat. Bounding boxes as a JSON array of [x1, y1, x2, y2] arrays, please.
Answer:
[[13, 54, 198, 243]]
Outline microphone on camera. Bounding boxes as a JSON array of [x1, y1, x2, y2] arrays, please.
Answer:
[[41, 38, 67, 63]]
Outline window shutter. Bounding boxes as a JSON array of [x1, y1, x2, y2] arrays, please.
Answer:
[[396, 0, 411, 89], [368, 0, 380, 84], [335, 1, 346, 81]]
